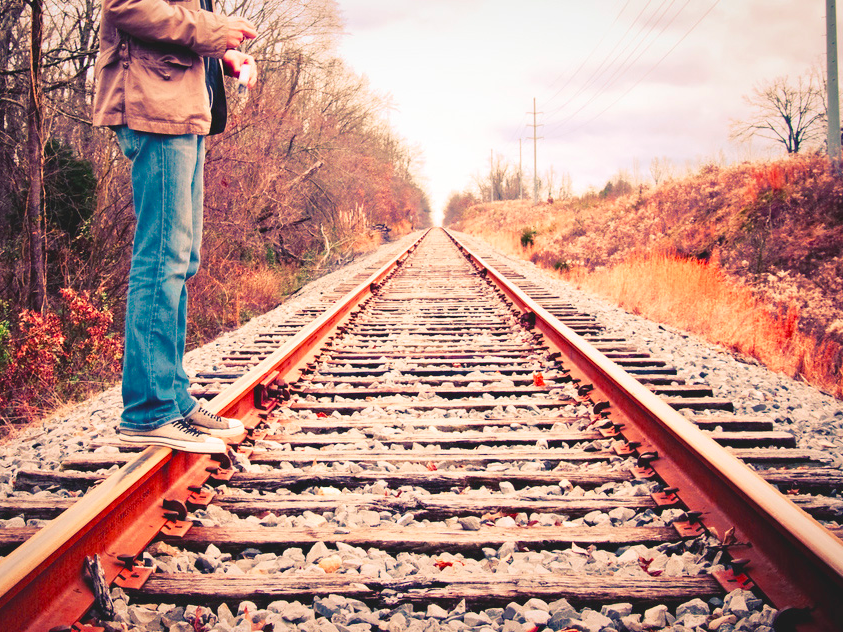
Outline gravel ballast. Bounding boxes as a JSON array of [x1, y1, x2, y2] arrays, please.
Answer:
[[454, 231, 843, 469], [1, 230, 840, 632]]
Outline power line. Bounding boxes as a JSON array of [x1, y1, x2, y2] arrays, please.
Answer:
[[546, 0, 691, 137], [543, 0, 655, 120], [558, 0, 721, 136], [584, 0, 684, 103], [506, 2, 664, 178], [504, 112, 529, 147], [540, 0, 632, 110]]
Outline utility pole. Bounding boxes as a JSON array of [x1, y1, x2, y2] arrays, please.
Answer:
[[828, 0, 841, 162], [527, 97, 543, 204]]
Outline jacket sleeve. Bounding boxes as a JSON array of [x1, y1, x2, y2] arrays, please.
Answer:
[[103, 0, 229, 58]]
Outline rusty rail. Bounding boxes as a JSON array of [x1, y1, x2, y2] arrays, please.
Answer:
[[0, 230, 428, 632], [0, 447, 220, 631], [447, 228, 843, 632], [2, 226, 841, 631]]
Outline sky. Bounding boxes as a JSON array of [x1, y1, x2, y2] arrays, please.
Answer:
[[335, 0, 829, 220]]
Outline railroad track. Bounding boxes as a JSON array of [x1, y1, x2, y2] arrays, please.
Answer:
[[1, 227, 841, 631]]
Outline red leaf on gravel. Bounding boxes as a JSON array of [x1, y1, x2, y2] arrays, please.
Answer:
[[426, 461, 437, 471], [638, 557, 663, 576], [317, 412, 328, 418], [533, 372, 545, 386]]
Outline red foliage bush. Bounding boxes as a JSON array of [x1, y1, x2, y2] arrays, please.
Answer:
[[0, 289, 122, 425]]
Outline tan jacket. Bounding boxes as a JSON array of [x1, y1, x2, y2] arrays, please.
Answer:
[[93, 0, 229, 135]]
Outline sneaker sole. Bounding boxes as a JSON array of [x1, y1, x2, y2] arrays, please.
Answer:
[[193, 424, 245, 438], [117, 431, 227, 454]]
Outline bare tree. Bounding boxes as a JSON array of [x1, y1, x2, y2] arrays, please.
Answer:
[[649, 156, 673, 185], [557, 171, 573, 200], [544, 166, 555, 201], [731, 75, 826, 154], [26, 0, 46, 312], [474, 154, 526, 202], [0, 0, 27, 236]]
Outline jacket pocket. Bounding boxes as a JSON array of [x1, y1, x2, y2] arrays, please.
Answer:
[[153, 52, 194, 80], [124, 44, 207, 129], [134, 45, 196, 80], [94, 41, 121, 76]]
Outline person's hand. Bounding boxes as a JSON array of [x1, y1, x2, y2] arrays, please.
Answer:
[[226, 17, 257, 49], [222, 50, 257, 88]]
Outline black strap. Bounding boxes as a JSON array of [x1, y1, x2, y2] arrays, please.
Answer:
[[200, 0, 227, 135]]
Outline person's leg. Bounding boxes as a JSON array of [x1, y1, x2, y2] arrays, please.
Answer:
[[165, 136, 245, 439], [173, 135, 204, 420], [115, 128, 225, 452], [117, 128, 200, 431]]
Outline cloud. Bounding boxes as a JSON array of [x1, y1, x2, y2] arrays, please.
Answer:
[[337, 0, 830, 211]]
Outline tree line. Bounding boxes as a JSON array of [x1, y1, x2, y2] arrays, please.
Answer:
[[0, 0, 431, 423], [445, 69, 831, 229]]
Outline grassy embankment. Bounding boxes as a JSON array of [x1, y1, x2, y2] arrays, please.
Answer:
[[449, 154, 843, 398]]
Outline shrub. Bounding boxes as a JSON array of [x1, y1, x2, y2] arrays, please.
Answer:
[[455, 154, 843, 399], [520, 227, 538, 248], [0, 290, 122, 426]]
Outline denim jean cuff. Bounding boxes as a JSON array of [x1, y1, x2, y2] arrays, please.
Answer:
[[118, 413, 182, 433], [182, 399, 201, 419]]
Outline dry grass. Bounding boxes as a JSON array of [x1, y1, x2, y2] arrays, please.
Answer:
[[450, 155, 843, 399], [188, 261, 300, 348], [562, 254, 842, 397]]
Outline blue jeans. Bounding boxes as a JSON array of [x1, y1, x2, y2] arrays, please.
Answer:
[[115, 127, 204, 431]]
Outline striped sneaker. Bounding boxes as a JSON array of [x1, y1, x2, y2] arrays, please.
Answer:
[[117, 419, 227, 453], [186, 407, 245, 438]]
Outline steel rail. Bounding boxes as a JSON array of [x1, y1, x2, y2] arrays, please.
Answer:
[[447, 229, 843, 632], [0, 447, 218, 632], [209, 230, 425, 422], [0, 230, 428, 632]]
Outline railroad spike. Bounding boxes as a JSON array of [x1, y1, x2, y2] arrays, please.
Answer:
[[577, 384, 594, 397], [116, 553, 136, 569], [161, 498, 187, 521], [730, 557, 750, 569], [210, 450, 232, 470], [636, 451, 659, 465]]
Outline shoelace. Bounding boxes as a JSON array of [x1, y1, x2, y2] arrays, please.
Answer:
[[172, 419, 206, 438], [199, 408, 225, 423]]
